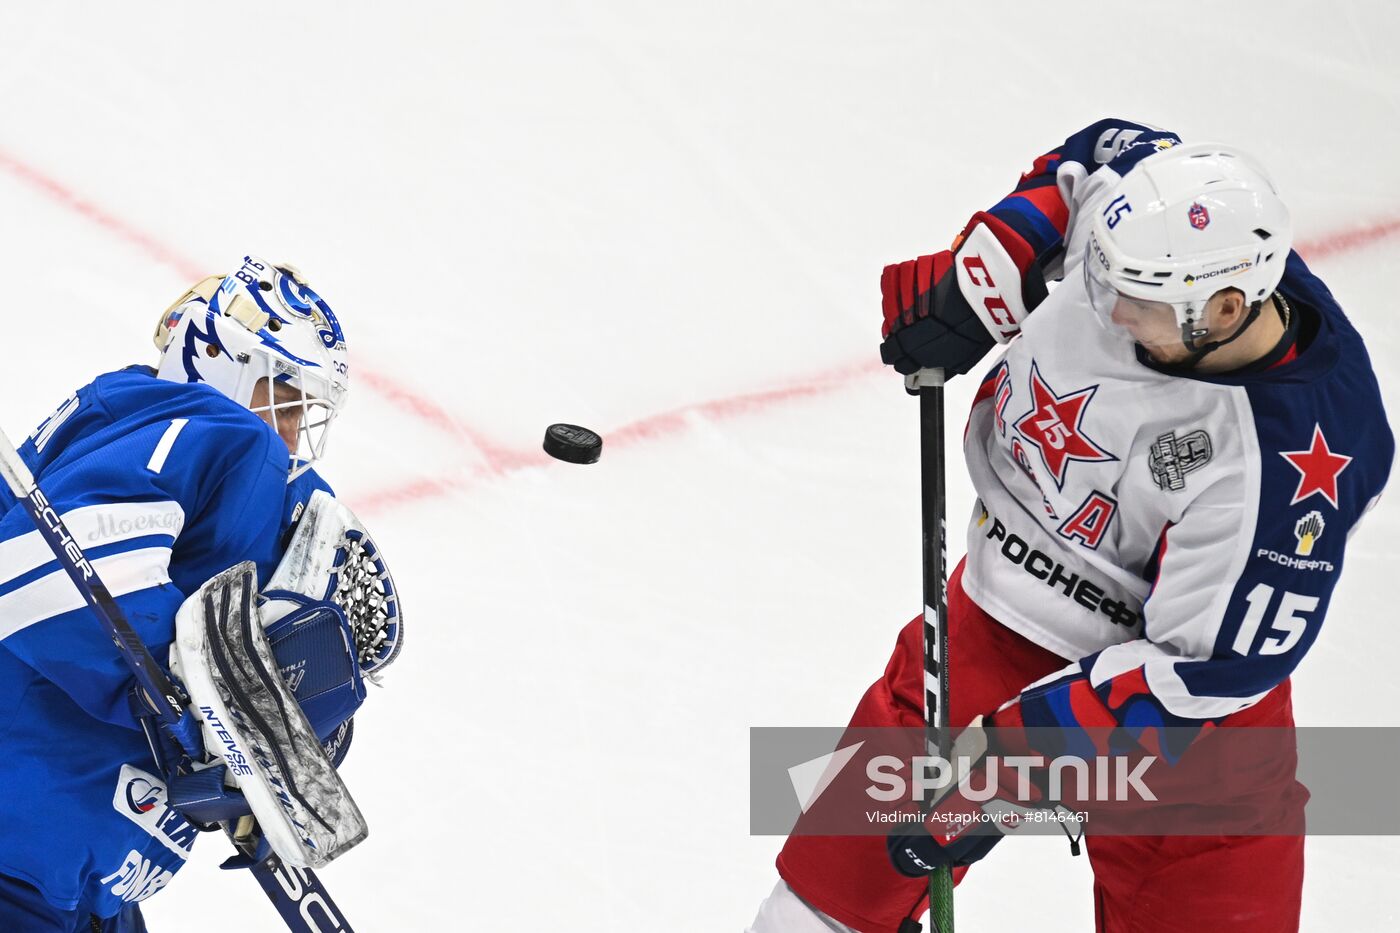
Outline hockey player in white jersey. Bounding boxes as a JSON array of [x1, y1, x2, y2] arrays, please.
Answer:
[[750, 121, 1393, 932], [0, 258, 402, 931]]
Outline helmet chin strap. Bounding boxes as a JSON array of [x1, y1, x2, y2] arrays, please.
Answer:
[[1175, 298, 1266, 369]]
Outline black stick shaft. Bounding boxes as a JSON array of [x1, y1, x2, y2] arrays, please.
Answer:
[[919, 385, 951, 754], [0, 438, 188, 724], [918, 377, 955, 932], [252, 857, 357, 932]]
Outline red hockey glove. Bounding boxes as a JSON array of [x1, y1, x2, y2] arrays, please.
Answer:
[[878, 250, 995, 377], [879, 215, 1041, 377]]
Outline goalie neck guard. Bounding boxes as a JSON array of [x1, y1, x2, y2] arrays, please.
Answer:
[[153, 256, 349, 481]]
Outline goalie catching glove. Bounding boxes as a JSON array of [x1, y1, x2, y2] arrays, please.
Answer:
[[144, 490, 403, 870]]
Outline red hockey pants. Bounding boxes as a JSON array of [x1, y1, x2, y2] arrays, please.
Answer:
[[776, 561, 1303, 933]]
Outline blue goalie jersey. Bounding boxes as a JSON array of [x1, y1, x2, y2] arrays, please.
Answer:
[[0, 366, 331, 918]]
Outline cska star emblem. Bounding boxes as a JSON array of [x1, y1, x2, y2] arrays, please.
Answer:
[[1013, 363, 1118, 490], [1280, 424, 1352, 509]]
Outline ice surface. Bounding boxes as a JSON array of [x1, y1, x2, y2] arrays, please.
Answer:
[[0, 2, 1395, 929]]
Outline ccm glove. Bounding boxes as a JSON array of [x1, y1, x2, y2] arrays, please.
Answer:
[[879, 215, 1047, 377], [885, 716, 1004, 875], [879, 251, 995, 377], [884, 715, 1083, 877], [887, 808, 1004, 875]]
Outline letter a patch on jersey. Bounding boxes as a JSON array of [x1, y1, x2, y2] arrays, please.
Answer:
[[1013, 362, 1118, 490], [1058, 491, 1118, 550]]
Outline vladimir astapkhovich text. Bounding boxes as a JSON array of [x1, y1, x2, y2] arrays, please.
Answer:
[[865, 808, 1088, 828]]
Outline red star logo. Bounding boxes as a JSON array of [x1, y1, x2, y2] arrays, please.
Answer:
[[1013, 363, 1117, 489], [1280, 424, 1351, 508]]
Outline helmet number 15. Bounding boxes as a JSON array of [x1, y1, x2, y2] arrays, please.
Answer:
[[1103, 195, 1133, 230]]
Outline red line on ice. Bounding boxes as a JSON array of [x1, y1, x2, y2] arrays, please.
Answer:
[[0, 147, 207, 281], [351, 222, 1400, 513], [1295, 219, 1400, 262], [354, 366, 545, 474], [3, 144, 1396, 512], [0, 147, 458, 447], [350, 358, 884, 512]]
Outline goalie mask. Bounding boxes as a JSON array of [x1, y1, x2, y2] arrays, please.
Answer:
[[153, 256, 349, 481]]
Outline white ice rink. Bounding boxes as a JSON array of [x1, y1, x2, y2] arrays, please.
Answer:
[[1, 2, 1397, 929]]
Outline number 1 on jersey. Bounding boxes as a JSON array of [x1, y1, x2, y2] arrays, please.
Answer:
[[146, 419, 189, 474]]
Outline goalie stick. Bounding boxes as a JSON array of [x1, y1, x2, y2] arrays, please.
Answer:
[[0, 428, 355, 933]]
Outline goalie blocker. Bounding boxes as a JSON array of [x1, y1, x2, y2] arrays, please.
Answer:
[[156, 490, 403, 870]]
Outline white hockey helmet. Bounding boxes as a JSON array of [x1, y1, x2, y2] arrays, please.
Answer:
[[153, 256, 349, 480], [1083, 142, 1292, 353]]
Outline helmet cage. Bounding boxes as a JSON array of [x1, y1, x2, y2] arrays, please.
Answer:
[[241, 351, 340, 481]]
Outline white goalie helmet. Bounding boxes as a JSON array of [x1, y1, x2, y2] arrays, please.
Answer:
[[153, 256, 349, 480], [1084, 142, 1293, 353]]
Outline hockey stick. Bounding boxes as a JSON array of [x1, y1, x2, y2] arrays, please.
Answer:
[[0, 444, 193, 734], [0, 430, 354, 933], [909, 368, 955, 933]]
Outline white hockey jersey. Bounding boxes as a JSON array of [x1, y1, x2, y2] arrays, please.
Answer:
[[954, 122, 1393, 730]]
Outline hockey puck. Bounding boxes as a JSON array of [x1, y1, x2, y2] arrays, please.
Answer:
[[543, 423, 602, 464]]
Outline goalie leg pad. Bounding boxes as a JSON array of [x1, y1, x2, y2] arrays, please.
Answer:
[[175, 561, 368, 868]]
